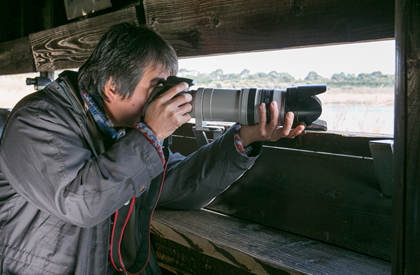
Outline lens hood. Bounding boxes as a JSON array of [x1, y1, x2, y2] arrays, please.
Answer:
[[285, 85, 326, 126]]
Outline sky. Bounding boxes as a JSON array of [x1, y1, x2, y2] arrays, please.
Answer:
[[178, 40, 396, 80]]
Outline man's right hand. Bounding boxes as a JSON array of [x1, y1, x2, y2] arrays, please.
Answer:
[[143, 82, 192, 142]]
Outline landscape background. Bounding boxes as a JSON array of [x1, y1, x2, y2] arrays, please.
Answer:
[[0, 69, 394, 134], [178, 69, 394, 134]]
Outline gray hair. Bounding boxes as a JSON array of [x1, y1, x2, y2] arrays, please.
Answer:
[[78, 23, 178, 101]]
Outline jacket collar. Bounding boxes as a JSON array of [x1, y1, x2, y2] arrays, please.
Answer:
[[56, 70, 86, 116], [54, 70, 106, 155]]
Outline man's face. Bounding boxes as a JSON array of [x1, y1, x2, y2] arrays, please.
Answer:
[[104, 65, 170, 128]]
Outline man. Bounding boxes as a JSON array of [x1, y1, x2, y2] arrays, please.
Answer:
[[0, 23, 304, 274]]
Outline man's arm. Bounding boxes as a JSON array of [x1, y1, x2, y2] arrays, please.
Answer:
[[158, 124, 262, 210]]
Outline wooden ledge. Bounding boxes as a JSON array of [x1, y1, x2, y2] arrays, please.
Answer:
[[151, 209, 390, 274]]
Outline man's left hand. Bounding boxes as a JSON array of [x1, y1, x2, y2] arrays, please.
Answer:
[[239, 101, 305, 148]]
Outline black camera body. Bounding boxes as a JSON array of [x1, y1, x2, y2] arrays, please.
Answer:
[[140, 77, 194, 123], [148, 76, 195, 101]]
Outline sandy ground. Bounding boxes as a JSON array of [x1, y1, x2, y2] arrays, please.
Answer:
[[317, 86, 394, 107]]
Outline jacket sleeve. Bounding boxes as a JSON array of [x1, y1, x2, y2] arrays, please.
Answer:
[[0, 96, 163, 228], [158, 125, 262, 210]]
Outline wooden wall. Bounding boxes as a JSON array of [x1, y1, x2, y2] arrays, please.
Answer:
[[144, 0, 394, 57], [2, 0, 420, 274], [172, 124, 394, 261], [0, 0, 141, 45], [0, 0, 394, 75]]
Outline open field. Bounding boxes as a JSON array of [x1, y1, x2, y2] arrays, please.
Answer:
[[318, 86, 394, 106], [0, 74, 394, 108], [0, 74, 394, 134]]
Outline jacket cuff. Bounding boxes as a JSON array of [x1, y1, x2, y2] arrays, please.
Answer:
[[232, 123, 263, 158], [226, 124, 263, 160]]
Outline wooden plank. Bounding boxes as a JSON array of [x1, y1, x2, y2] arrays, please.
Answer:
[[265, 131, 393, 158], [170, 122, 395, 260], [144, 0, 395, 57], [0, 0, 143, 44], [0, 0, 14, 44], [170, 131, 392, 259], [173, 122, 393, 158], [151, 209, 391, 274], [0, 0, 396, 75], [0, 36, 36, 75], [203, 146, 392, 260], [392, 0, 420, 273], [29, 7, 139, 72]]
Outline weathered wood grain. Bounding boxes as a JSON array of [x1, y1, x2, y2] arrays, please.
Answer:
[[144, 0, 395, 57], [206, 146, 392, 260], [173, 122, 393, 158], [0, 0, 395, 75], [0, 36, 36, 75], [170, 130, 393, 260], [29, 7, 139, 72], [151, 209, 390, 274], [392, 0, 420, 273]]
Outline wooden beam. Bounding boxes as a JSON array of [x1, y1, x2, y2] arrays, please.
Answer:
[[0, 36, 36, 75], [266, 131, 393, 158], [144, 0, 395, 58], [0, 0, 14, 44], [205, 146, 392, 260], [173, 123, 393, 158], [29, 7, 139, 72], [0, 0, 395, 75], [151, 209, 390, 274], [392, 0, 420, 273], [170, 129, 393, 260]]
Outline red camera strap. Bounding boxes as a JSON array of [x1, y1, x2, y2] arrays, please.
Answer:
[[110, 162, 168, 274]]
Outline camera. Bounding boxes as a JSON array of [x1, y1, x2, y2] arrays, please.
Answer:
[[142, 76, 327, 132]]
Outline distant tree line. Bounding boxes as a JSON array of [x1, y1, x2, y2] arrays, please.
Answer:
[[177, 68, 395, 89]]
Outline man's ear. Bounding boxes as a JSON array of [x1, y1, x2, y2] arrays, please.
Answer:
[[103, 77, 117, 102]]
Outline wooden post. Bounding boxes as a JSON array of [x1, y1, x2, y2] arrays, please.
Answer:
[[393, 0, 420, 273]]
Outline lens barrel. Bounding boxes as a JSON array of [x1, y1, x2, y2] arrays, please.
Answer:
[[190, 85, 325, 127]]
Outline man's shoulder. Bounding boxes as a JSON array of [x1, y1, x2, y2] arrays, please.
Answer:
[[11, 90, 49, 113], [8, 71, 81, 124]]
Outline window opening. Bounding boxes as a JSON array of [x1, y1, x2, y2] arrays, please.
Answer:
[[0, 41, 395, 135], [178, 40, 395, 135], [0, 72, 43, 108]]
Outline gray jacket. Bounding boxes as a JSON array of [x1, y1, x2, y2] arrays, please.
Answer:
[[0, 71, 261, 274]]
